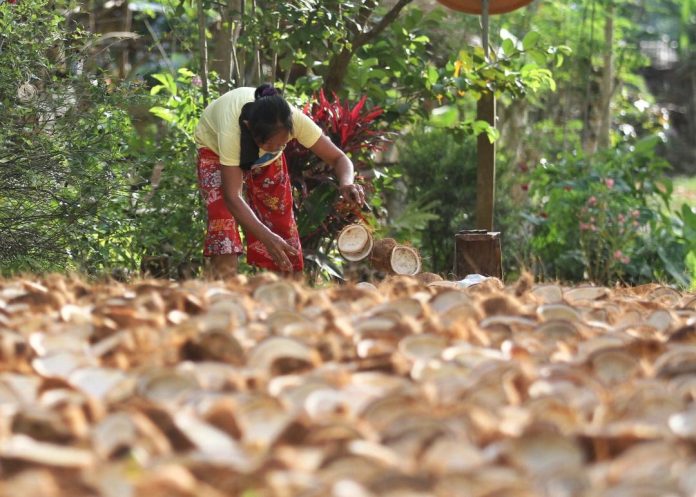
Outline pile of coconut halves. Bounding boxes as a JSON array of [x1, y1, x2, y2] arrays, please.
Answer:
[[0, 272, 694, 497]]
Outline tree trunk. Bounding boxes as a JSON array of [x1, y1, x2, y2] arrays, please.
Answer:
[[197, 0, 209, 105], [118, 0, 132, 79], [322, 0, 414, 95], [323, 48, 353, 95], [597, 1, 614, 150], [211, 0, 241, 89]]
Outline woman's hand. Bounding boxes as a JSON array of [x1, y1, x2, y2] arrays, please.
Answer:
[[261, 232, 299, 272], [338, 183, 366, 208], [309, 135, 365, 208]]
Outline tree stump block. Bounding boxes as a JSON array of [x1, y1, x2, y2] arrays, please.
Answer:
[[454, 230, 502, 279]]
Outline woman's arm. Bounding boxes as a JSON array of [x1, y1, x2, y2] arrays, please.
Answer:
[[220, 166, 297, 271], [309, 135, 365, 206]]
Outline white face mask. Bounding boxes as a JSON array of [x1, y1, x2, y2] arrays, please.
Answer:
[[261, 143, 286, 155]]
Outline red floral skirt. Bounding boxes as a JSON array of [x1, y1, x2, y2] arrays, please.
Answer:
[[196, 147, 303, 272]]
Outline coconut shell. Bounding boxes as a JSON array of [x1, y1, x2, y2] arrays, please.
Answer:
[[371, 238, 398, 273], [337, 224, 374, 262], [390, 245, 421, 276], [415, 272, 443, 285]]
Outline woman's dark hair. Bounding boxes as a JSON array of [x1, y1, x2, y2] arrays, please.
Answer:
[[239, 84, 293, 170]]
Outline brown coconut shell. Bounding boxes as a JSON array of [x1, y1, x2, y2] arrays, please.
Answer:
[[390, 245, 422, 276], [415, 272, 444, 285], [371, 238, 398, 273], [337, 224, 374, 262]]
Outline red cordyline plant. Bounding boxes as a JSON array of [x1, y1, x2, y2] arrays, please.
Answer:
[[284, 90, 390, 280], [286, 89, 387, 186]]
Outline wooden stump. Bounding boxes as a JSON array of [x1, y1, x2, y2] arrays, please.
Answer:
[[454, 230, 502, 279]]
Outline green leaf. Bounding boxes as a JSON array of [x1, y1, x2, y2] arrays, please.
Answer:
[[522, 31, 540, 50], [151, 73, 177, 96], [657, 245, 690, 288], [471, 120, 499, 142], [177, 67, 196, 78], [527, 49, 547, 66], [634, 135, 660, 155], [681, 204, 696, 248], [149, 106, 177, 123], [297, 183, 337, 237], [458, 51, 473, 73], [502, 39, 515, 57], [426, 66, 439, 86], [430, 105, 459, 127]]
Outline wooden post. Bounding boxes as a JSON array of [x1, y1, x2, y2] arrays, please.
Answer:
[[454, 230, 502, 279], [475, 0, 496, 231], [476, 93, 496, 230]]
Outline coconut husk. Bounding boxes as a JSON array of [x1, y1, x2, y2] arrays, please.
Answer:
[[371, 238, 398, 273]]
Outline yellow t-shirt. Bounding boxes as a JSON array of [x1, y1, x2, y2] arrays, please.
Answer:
[[194, 87, 323, 167]]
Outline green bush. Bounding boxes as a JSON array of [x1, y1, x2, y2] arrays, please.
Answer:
[[395, 125, 478, 275], [0, 0, 137, 275], [515, 136, 692, 287]]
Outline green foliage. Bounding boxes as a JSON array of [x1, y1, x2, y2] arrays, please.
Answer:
[[395, 125, 478, 275], [516, 136, 691, 287], [0, 0, 137, 275], [424, 28, 568, 143], [135, 69, 212, 278]]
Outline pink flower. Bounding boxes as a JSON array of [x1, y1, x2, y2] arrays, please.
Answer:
[[618, 213, 625, 223], [613, 250, 624, 260], [587, 196, 597, 206], [621, 256, 630, 264], [579, 222, 589, 231], [605, 178, 615, 188], [192, 75, 203, 88], [631, 209, 640, 218]]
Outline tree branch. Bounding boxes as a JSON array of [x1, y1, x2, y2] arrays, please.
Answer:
[[354, 0, 414, 48]]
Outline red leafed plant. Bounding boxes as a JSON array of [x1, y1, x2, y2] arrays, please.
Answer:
[[286, 89, 388, 182], [285, 90, 391, 280]]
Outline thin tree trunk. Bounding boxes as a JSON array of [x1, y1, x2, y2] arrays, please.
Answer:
[[597, 1, 614, 150], [270, 16, 280, 83], [118, 0, 132, 79], [239, 0, 246, 85], [211, 0, 239, 89], [251, 0, 261, 84], [323, 0, 413, 94], [89, 0, 96, 33], [197, 0, 209, 105], [581, 0, 597, 154]]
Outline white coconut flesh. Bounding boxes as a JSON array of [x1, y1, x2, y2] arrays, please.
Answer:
[[390, 246, 421, 275], [343, 235, 373, 262], [338, 225, 371, 255]]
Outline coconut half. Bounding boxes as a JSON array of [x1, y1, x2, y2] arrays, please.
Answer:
[[390, 246, 421, 276], [338, 224, 373, 261]]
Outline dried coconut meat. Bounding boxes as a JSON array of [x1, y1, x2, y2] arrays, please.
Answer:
[[0, 275, 693, 497]]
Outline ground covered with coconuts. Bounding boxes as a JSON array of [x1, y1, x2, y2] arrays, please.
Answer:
[[0, 273, 695, 497]]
